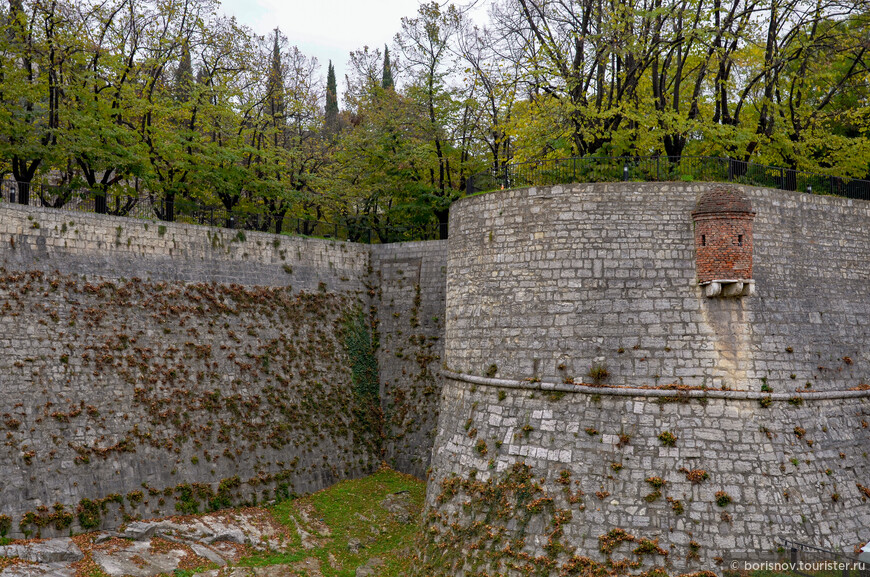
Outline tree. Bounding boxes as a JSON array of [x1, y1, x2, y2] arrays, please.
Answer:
[[396, 2, 470, 236], [241, 29, 327, 234], [326, 81, 432, 241], [183, 14, 259, 222], [0, 0, 866, 239], [382, 45, 394, 89], [0, 0, 78, 202], [67, 0, 153, 215], [325, 60, 338, 134], [174, 40, 194, 102], [455, 12, 520, 170]]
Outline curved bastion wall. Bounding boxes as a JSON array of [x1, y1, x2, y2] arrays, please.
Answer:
[[444, 182, 870, 391], [421, 182, 870, 575]]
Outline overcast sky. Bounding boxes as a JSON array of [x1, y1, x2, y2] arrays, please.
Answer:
[[217, 0, 429, 92]]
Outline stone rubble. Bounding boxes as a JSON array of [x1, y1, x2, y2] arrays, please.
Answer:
[[0, 510, 293, 577], [0, 563, 75, 577], [354, 557, 383, 577], [0, 540, 83, 565], [379, 491, 414, 524]]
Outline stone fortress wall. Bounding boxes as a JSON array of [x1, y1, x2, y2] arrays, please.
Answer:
[[443, 182, 870, 391], [0, 204, 370, 291], [372, 241, 448, 479], [422, 182, 870, 575], [1, 181, 868, 573], [0, 203, 446, 537]]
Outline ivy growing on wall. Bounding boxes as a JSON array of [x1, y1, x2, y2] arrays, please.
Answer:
[[342, 306, 384, 459], [343, 308, 379, 400]]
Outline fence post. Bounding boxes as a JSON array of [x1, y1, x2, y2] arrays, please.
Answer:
[[791, 546, 797, 566], [95, 191, 107, 214], [17, 181, 30, 206], [623, 165, 629, 181], [656, 156, 660, 181], [779, 168, 784, 189]]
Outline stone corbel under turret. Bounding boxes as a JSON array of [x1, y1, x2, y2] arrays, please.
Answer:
[[700, 279, 755, 298]]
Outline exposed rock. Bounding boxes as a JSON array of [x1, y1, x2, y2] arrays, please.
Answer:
[[380, 491, 414, 524], [291, 516, 318, 550], [118, 521, 163, 541], [118, 511, 288, 551], [91, 541, 184, 577], [188, 543, 227, 566], [92, 533, 113, 545], [292, 557, 323, 576], [294, 502, 331, 537], [355, 557, 383, 577], [347, 537, 362, 554], [191, 569, 246, 577], [0, 539, 83, 564], [327, 552, 341, 570], [0, 562, 75, 577], [0, 507, 299, 577], [253, 567, 299, 577], [200, 527, 248, 546]]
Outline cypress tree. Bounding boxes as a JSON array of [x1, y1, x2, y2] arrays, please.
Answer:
[[382, 45, 394, 89], [325, 60, 338, 133], [267, 29, 284, 122], [173, 41, 193, 101]]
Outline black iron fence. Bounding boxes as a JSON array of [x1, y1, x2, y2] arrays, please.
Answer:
[[7, 156, 865, 242], [781, 539, 869, 577], [0, 179, 447, 243], [1, 179, 181, 221], [467, 156, 870, 201]]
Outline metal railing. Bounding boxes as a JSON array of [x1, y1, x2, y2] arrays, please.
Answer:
[[0, 180, 182, 221], [467, 156, 870, 201], [0, 179, 447, 243], [782, 539, 870, 577]]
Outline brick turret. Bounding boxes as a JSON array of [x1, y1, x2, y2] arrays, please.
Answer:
[[692, 186, 755, 297]]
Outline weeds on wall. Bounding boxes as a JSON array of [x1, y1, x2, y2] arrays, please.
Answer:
[[588, 363, 609, 384], [0, 269, 386, 537], [420, 461, 685, 577]]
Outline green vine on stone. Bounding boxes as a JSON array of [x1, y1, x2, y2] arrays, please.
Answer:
[[342, 307, 379, 399]]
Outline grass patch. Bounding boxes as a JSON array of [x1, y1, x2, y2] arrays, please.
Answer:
[[239, 467, 425, 576]]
